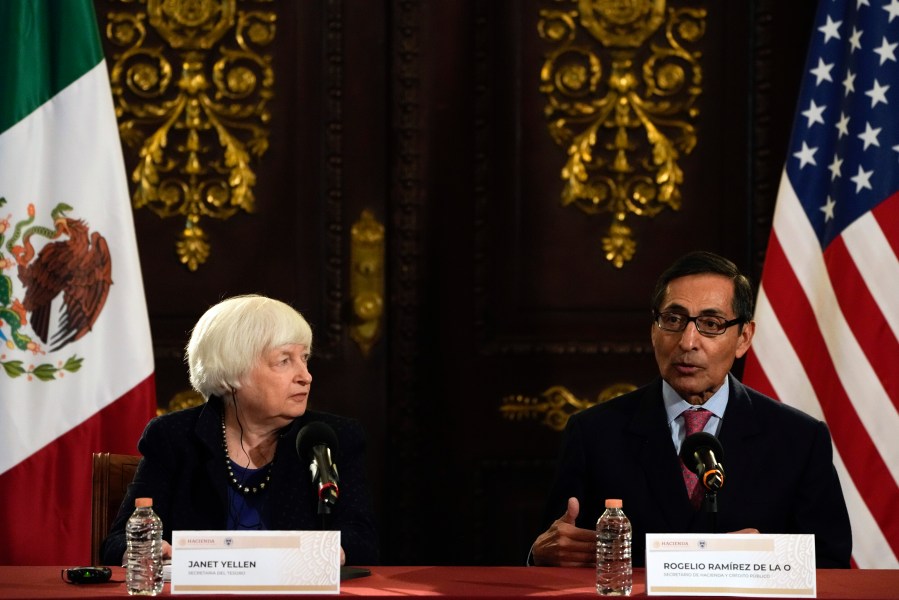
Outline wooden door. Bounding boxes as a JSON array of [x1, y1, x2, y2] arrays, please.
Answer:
[[379, 0, 815, 565], [97, 0, 815, 565], [94, 0, 391, 532]]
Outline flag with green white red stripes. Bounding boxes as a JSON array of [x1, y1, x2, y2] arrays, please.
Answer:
[[0, 0, 156, 565]]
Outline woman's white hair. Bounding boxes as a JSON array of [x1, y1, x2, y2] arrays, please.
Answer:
[[186, 294, 313, 399]]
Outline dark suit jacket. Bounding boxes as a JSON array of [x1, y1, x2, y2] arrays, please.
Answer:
[[100, 398, 379, 566], [541, 375, 851, 568]]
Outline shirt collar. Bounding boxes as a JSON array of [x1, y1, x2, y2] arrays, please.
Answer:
[[663, 374, 730, 426]]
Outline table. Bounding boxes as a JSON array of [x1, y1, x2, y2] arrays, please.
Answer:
[[2, 566, 897, 599]]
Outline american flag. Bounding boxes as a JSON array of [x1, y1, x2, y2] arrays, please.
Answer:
[[742, 0, 899, 568]]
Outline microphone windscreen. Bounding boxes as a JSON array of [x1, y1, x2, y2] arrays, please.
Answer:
[[295, 421, 340, 460], [680, 431, 724, 472]]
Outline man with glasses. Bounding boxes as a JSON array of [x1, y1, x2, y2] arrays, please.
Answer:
[[530, 251, 851, 569]]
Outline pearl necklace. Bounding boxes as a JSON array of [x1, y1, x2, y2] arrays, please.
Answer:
[[222, 415, 274, 495]]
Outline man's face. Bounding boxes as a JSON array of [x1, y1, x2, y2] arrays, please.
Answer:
[[651, 273, 755, 405]]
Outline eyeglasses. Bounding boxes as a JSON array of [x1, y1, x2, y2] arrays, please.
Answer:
[[654, 311, 743, 337]]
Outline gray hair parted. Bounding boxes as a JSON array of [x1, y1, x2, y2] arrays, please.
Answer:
[[186, 294, 313, 399]]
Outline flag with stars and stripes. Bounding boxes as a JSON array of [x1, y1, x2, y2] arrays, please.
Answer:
[[742, 0, 899, 568]]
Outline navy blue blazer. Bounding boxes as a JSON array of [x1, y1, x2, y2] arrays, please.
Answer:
[[100, 398, 379, 566], [540, 375, 851, 568]]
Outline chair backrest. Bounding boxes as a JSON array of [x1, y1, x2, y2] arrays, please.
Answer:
[[91, 452, 141, 566]]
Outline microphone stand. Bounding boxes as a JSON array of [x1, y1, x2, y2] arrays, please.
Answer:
[[702, 490, 719, 533], [318, 499, 332, 530], [317, 481, 338, 530]]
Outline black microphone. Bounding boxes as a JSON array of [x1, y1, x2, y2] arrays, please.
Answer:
[[295, 422, 340, 514], [680, 432, 725, 492]]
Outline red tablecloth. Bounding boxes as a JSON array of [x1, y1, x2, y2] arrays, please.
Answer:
[[2, 566, 897, 599]]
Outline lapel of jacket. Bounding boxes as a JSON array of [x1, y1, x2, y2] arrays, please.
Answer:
[[627, 379, 696, 530], [196, 397, 231, 510], [717, 374, 763, 497], [265, 412, 319, 530]]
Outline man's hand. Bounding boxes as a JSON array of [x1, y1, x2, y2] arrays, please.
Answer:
[[531, 497, 595, 567]]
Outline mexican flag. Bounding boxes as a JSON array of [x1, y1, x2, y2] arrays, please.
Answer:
[[0, 0, 155, 564]]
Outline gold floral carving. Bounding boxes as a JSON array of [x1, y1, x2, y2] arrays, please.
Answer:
[[157, 389, 205, 415], [500, 383, 636, 431], [103, 0, 276, 270], [538, 0, 706, 267], [350, 210, 386, 358]]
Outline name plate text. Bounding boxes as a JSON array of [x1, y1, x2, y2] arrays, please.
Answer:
[[646, 533, 815, 597], [171, 530, 340, 595]]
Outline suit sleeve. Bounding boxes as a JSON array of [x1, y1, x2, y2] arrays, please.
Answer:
[[540, 413, 591, 529], [98, 415, 178, 565]]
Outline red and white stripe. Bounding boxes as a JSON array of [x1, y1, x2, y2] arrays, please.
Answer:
[[744, 174, 899, 568]]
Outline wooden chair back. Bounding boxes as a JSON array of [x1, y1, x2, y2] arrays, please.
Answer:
[[90, 452, 141, 565]]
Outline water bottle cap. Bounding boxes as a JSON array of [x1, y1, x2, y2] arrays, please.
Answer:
[[135, 497, 153, 508], [604, 498, 622, 508]]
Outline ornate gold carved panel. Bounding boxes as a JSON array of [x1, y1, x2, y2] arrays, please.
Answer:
[[501, 382, 637, 431], [538, 0, 706, 267], [350, 210, 385, 357], [103, 0, 276, 270]]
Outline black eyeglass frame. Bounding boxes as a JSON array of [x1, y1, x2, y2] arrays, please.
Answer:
[[653, 311, 744, 337]]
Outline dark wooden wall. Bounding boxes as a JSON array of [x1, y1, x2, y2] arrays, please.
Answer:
[[96, 0, 817, 565]]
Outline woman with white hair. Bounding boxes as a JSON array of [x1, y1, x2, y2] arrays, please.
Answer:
[[100, 295, 379, 566]]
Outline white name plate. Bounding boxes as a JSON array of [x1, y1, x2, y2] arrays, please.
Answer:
[[170, 530, 341, 595], [646, 533, 815, 597]]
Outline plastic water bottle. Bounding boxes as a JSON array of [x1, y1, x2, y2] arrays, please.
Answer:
[[125, 497, 164, 595], [595, 498, 632, 596]]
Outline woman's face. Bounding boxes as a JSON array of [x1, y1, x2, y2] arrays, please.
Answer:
[[237, 343, 312, 425]]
